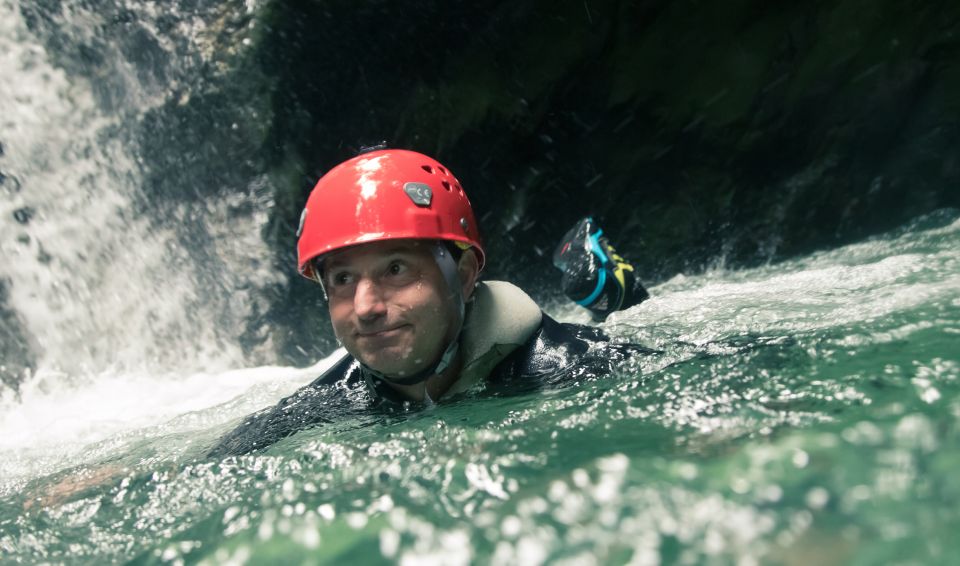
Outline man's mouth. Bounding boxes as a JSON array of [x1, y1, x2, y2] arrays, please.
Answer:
[[356, 324, 409, 339]]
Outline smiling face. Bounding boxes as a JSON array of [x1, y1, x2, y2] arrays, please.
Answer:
[[323, 240, 477, 378]]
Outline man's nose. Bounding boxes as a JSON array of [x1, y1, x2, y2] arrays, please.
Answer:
[[353, 278, 387, 319]]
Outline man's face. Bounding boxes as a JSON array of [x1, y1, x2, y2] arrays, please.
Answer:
[[323, 240, 460, 378]]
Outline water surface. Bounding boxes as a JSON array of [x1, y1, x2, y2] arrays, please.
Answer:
[[2, 211, 958, 564]]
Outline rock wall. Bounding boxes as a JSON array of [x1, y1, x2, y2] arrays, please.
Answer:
[[256, 0, 959, 274]]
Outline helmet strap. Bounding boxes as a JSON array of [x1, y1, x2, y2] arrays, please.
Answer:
[[430, 241, 466, 323], [311, 257, 330, 301]]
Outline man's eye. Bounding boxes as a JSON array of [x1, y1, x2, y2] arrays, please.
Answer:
[[387, 262, 407, 276], [331, 272, 353, 286]]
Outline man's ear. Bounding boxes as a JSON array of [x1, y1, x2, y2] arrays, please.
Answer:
[[457, 249, 480, 301]]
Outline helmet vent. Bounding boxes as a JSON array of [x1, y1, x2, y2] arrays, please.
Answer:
[[421, 165, 434, 173], [437, 166, 447, 174], [455, 183, 463, 194], [442, 180, 452, 191]]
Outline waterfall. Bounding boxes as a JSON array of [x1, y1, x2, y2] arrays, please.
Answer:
[[0, 0, 281, 393]]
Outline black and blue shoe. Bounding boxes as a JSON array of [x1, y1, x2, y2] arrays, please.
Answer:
[[553, 217, 649, 320]]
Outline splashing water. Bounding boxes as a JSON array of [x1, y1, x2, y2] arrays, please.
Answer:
[[1, 210, 957, 564], [0, 0, 281, 385]]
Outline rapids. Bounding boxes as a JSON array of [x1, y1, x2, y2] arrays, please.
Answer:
[[1, 211, 958, 564]]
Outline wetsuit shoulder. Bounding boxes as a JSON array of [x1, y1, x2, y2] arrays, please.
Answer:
[[485, 313, 657, 393], [206, 355, 366, 458]]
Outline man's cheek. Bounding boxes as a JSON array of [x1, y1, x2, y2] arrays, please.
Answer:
[[330, 321, 351, 345]]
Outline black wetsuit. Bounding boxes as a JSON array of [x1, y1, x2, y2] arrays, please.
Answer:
[[207, 315, 655, 458]]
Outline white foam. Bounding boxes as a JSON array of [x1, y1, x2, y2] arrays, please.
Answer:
[[598, 213, 960, 344], [0, 348, 346, 456]]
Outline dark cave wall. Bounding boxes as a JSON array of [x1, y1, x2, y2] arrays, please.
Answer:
[[258, 0, 960, 279]]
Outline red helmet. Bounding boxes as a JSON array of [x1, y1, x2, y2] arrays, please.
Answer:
[[297, 149, 485, 280]]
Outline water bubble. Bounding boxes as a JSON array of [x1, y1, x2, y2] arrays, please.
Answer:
[[789, 510, 813, 534], [761, 485, 783, 502], [257, 519, 273, 540], [572, 468, 590, 488], [792, 450, 809, 468], [893, 414, 937, 452], [841, 421, 884, 446], [222, 506, 241, 523], [317, 503, 335, 521], [596, 453, 628, 473], [731, 477, 750, 494], [516, 536, 549, 565], [380, 528, 400, 558], [805, 487, 829, 509], [281, 478, 295, 500], [704, 527, 726, 554], [850, 485, 872, 501], [299, 526, 320, 549], [677, 462, 698, 480], [501, 515, 522, 538], [346, 512, 368, 529], [372, 494, 394, 513]]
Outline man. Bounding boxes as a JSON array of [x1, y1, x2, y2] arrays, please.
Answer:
[[208, 148, 652, 457]]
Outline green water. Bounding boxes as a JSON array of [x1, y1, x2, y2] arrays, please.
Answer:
[[2, 211, 959, 565]]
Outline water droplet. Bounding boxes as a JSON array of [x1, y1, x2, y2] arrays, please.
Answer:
[[792, 450, 809, 468], [806, 487, 830, 509]]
